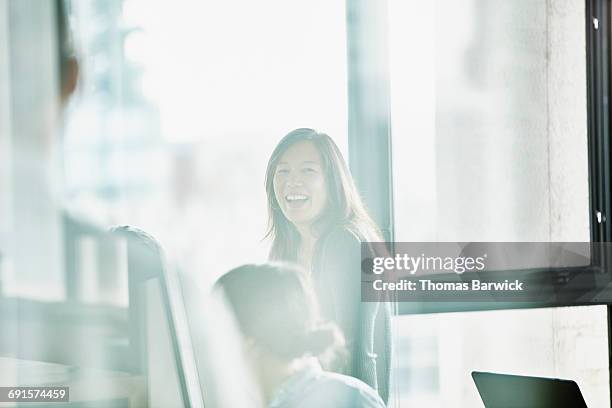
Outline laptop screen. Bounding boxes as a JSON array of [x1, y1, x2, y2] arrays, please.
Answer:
[[472, 371, 588, 408]]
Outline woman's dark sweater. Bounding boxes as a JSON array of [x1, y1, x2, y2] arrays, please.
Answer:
[[312, 227, 392, 403]]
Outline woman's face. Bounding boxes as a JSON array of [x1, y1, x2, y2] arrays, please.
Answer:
[[273, 141, 328, 231]]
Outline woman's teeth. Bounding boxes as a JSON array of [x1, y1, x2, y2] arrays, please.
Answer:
[[286, 194, 308, 202]]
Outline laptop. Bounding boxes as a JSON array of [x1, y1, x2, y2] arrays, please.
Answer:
[[472, 371, 588, 408]]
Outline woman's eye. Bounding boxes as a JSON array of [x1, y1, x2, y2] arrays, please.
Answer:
[[303, 167, 317, 173], [276, 169, 289, 175]]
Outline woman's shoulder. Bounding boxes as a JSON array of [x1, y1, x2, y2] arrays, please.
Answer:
[[317, 226, 363, 260], [319, 224, 386, 258], [314, 226, 361, 272], [271, 371, 385, 408], [310, 371, 386, 408], [320, 225, 362, 248]]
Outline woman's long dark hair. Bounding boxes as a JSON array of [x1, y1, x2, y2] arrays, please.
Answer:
[[264, 128, 382, 261]]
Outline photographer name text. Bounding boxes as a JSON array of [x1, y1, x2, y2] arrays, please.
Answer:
[[372, 279, 524, 292]]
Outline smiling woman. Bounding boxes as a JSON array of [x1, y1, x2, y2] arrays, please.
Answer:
[[264, 128, 392, 403]]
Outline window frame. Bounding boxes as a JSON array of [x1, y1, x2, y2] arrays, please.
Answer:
[[347, 0, 612, 314]]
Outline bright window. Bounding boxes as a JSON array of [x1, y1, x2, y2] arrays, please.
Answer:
[[387, 1, 606, 407]]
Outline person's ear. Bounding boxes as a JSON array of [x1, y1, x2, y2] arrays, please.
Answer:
[[60, 56, 79, 104]]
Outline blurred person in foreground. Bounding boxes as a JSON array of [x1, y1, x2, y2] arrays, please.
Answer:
[[215, 262, 386, 408], [56, 0, 79, 108]]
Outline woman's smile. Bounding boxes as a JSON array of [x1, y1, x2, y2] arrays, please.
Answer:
[[285, 193, 310, 208]]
